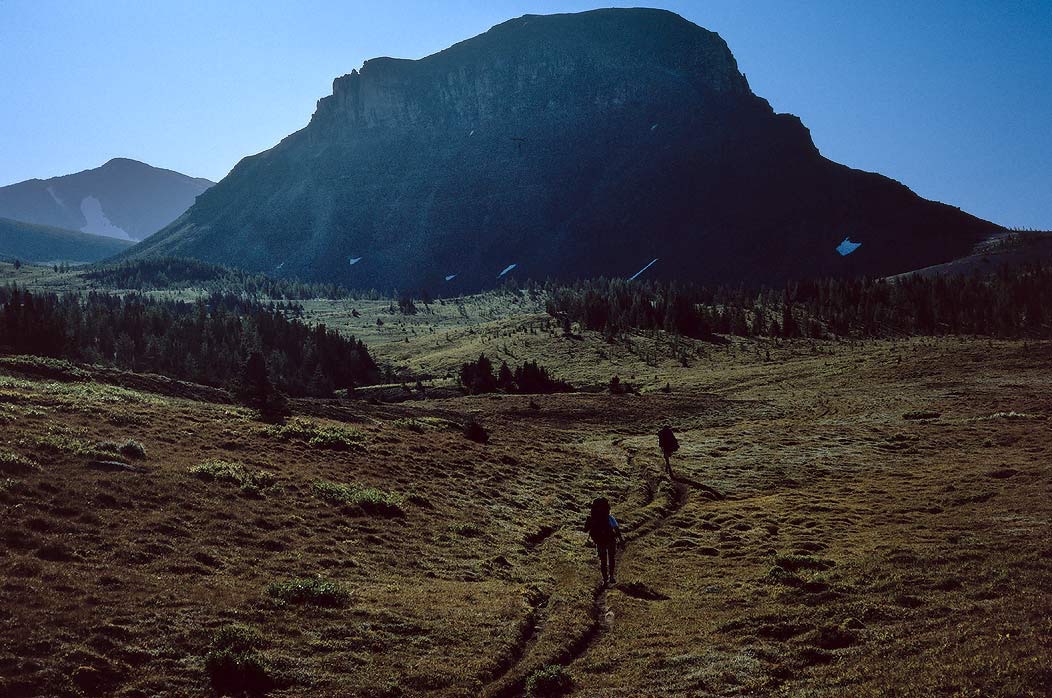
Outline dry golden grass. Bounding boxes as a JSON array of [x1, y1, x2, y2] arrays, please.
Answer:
[[0, 289, 1049, 696]]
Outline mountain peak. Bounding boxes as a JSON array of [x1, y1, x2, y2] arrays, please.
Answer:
[[312, 7, 748, 134], [102, 157, 144, 167], [0, 159, 215, 242], [126, 9, 996, 289]]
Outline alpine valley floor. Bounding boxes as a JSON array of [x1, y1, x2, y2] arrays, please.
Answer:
[[0, 311, 1050, 695]]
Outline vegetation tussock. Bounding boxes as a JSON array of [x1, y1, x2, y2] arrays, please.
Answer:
[[203, 624, 275, 696], [266, 418, 367, 451], [189, 459, 275, 495], [266, 577, 352, 607], [312, 479, 406, 518]]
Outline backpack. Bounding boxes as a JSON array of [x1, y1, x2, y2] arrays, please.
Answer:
[[584, 499, 614, 547], [659, 427, 679, 453], [585, 511, 616, 545]]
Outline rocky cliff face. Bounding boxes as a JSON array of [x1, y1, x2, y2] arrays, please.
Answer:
[[312, 11, 748, 132], [124, 8, 996, 290]]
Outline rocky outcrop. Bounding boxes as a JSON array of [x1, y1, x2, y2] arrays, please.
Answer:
[[123, 8, 997, 290]]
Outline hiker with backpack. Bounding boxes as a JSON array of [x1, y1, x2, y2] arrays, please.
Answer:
[[583, 497, 625, 587], [658, 424, 679, 478]]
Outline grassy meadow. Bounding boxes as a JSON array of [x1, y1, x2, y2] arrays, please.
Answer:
[[0, 262, 1049, 696]]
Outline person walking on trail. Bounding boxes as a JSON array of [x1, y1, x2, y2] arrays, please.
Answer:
[[584, 497, 625, 587], [658, 424, 679, 478]]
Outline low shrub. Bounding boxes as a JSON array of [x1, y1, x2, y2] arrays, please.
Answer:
[[212, 624, 262, 653], [447, 523, 483, 537], [765, 565, 803, 587], [463, 419, 489, 444], [266, 577, 351, 607], [525, 664, 572, 697], [189, 459, 274, 495], [204, 624, 272, 696], [608, 375, 637, 395], [267, 418, 366, 451], [95, 439, 147, 460], [30, 430, 150, 461], [312, 480, 405, 518]]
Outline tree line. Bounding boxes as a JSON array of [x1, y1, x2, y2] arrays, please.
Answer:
[[460, 354, 572, 394], [82, 258, 359, 300], [0, 286, 378, 396], [544, 264, 1052, 340]]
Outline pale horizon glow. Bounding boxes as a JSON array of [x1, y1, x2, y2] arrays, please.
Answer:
[[1, 0, 1049, 228]]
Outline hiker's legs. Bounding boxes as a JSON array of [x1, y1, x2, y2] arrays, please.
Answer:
[[606, 543, 617, 581], [598, 546, 609, 581], [664, 453, 673, 478]]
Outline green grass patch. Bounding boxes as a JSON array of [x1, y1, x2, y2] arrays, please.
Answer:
[[189, 459, 275, 495], [447, 522, 483, 537], [0, 450, 36, 475], [94, 439, 147, 460], [0, 355, 90, 382], [267, 418, 366, 451], [526, 664, 572, 697], [31, 433, 103, 458], [0, 390, 28, 404], [204, 624, 273, 696], [312, 480, 406, 518], [25, 427, 150, 461], [266, 577, 351, 607]]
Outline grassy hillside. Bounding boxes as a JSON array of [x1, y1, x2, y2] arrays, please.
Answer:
[[0, 333, 1049, 696], [0, 218, 132, 264]]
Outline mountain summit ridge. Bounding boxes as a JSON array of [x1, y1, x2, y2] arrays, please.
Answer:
[[310, 8, 750, 133], [123, 8, 996, 289]]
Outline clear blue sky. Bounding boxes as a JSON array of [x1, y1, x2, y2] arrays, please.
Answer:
[[2, 0, 1049, 228]]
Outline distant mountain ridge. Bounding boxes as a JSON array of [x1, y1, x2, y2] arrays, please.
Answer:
[[0, 159, 213, 242], [122, 8, 997, 290], [0, 217, 133, 264]]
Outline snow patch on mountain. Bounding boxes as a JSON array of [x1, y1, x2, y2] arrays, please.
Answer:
[[45, 186, 65, 208], [836, 238, 862, 256], [629, 258, 658, 281], [79, 196, 131, 240]]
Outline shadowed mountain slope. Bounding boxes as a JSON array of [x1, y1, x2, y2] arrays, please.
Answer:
[[123, 8, 997, 290], [0, 217, 133, 264]]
